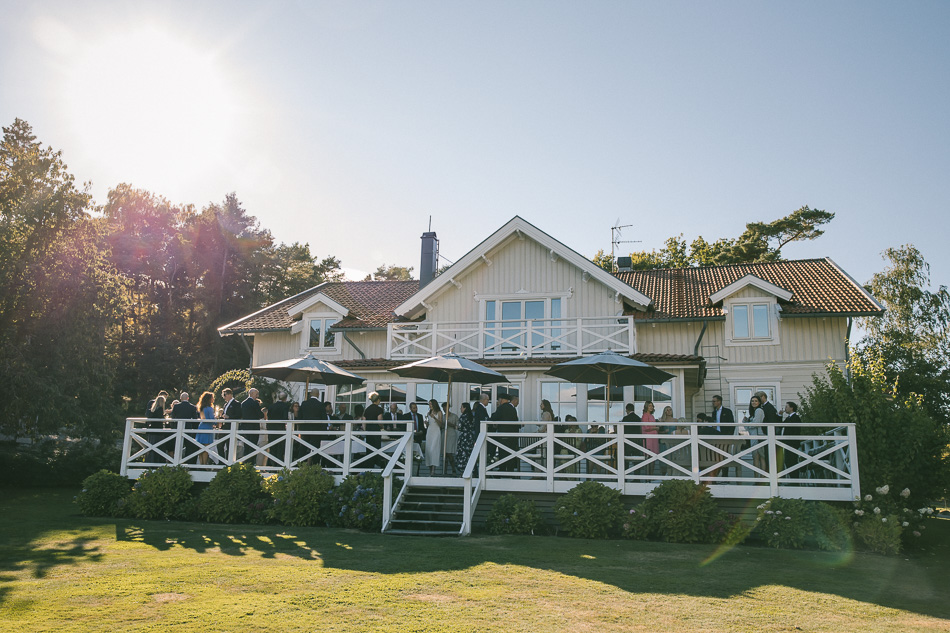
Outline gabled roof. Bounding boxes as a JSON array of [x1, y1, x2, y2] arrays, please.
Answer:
[[614, 258, 884, 320], [218, 281, 420, 334], [393, 216, 653, 319], [709, 274, 794, 304]]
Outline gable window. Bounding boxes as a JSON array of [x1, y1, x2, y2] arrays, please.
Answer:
[[307, 317, 339, 350], [484, 297, 562, 352], [733, 303, 770, 339]]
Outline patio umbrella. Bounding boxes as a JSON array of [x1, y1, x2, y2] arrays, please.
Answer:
[[544, 350, 675, 422], [391, 352, 508, 473], [252, 353, 366, 394]]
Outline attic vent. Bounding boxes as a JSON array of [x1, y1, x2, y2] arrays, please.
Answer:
[[617, 256, 632, 271]]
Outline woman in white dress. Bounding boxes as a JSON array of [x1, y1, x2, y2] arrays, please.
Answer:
[[425, 399, 443, 476]]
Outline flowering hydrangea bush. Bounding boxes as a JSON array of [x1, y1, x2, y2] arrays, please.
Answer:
[[327, 472, 389, 531], [486, 494, 544, 535], [622, 480, 742, 545], [753, 497, 850, 551], [124, 465, 194, 520], [74, 469, 132, 517], [849, 484, 934, 555], [264, 464, 335, 526], [554, 481, 626, 539], [199, 463, 267, 524]]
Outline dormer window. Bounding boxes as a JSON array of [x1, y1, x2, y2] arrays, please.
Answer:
[[733, 303, 770, 339], [305, 315, 341, 352]]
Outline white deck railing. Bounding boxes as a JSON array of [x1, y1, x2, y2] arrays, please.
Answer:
[[122, 419, 859, 536], [121, 419, 415, 483], [387, 316, 636, 359]]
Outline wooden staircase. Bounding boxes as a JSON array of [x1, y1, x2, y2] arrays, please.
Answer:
[[385, 485, 464, 536]]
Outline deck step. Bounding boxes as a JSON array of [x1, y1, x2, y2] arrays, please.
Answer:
[[384, 483, 465, 536]]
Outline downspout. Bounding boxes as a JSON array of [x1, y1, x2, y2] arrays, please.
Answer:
[[239, 334, 253, 367], [693, 321, 708, 357], [342, 331, 366, 360], [845, 317, 853, 383]]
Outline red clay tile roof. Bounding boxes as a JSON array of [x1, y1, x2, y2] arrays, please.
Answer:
[[614, 258, 882, 320], [218, 281, 420, 334]]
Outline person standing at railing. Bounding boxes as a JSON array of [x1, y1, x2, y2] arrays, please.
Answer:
[[782, 402, 803, 478], [424, 399, 443, 476], [743, 395, 767, 472], [363, 392, 385, 469], [490, 392, 519, 472], [145, 395, 167, 464], [641, 401, 659, 475], [239, 388, 264, 462], [455, 402, 476, 474], [196, 391, 217, 466], [267, 392, 291, 468], [756, 390, 782, 472], [442, 402, 459, 476]]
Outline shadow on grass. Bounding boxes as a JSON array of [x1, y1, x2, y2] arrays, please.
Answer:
[[4, 488, 950, 622], [110, 515, 950, 621]]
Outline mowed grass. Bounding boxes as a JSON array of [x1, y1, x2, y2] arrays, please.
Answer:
[[1, 490, 948, 632]]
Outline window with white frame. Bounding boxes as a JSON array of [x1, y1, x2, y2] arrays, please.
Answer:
[[540, 381, 576, 422], [483, 297, 562, 352], [733, 385, 778, 422], [725, 298, 779, 347], [306, 315, 340, 351]]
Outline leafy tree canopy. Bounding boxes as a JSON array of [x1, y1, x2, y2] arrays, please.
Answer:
[[606, 206, 835, 271], [364, 263, 414, 281]]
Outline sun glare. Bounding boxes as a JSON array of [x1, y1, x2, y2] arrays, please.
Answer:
[[59, 24, 241, 192]]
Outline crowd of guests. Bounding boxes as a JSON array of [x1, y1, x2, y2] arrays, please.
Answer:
[[140, 388, 525, 476]]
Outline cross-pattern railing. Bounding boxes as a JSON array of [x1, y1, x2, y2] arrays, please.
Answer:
[[121, 419, 415, 483], [387, 316, 636, 359]]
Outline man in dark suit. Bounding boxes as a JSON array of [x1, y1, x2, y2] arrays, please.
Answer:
[[170, 391, 199, 420], [490, 392, 519, 472], [297, 389, 327, 464], [383, 403, 403, 432], [266, 392, 291, 466], [405, 402, 425, 445], [708, 394, 736, 477], [239, 388, 264, 461]]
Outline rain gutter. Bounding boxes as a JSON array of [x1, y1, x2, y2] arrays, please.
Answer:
[[342, 331, 367, 360]]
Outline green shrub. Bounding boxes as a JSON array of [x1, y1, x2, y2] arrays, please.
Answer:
[[808, 502, 851, 552], [125, 466, 194, 520], [200, 463, 267, 524], [622, 480, 736, 545], [853, 512, 903, 555], [328, 472, 387, 531], [486, 494, 544, 535], [753, 497, 811, 549], [265, 464, 335, 526], [75, 470, 131, 517], [0, 439, 122, 488], [554, 481, 625, 539]]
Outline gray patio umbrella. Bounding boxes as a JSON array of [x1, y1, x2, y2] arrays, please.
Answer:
[[544, 350, 675, 422], [252, 353, 366, 393], [391, 352, 508, 473]]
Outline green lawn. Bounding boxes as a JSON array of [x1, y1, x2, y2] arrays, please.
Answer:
[[1, 489, 948, 632]]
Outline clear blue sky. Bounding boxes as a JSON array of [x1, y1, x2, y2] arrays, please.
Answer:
[[2, 0, 948, 288]]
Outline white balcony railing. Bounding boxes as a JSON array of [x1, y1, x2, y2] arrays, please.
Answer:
[[387, 316, 636, 359]]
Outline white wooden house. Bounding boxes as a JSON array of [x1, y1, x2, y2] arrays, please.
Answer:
[[123, 216, 882, 534]]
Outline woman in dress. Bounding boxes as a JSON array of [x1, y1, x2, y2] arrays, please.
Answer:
[[196, 391, 216, 466], [641, 401, 659, 474], [442, 402, 459, 475], [146, 395, 167, 464], [424, 398, 443, 476], [455, 402, 476, 473], [540, 399, 555, 423], [744, 395, 766, 471]]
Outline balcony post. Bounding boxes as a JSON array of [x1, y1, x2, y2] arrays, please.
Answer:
[[767, 424, 779, 496], [847, 423, 861, 500], [343, 422, 352, 476], [627, 316, 635, 354], [174, 419, 185, 465], [546, 422, 555, 492]]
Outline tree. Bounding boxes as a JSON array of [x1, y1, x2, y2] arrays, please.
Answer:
[[363, 264, 414, 281], [857, 245, 950, 428], [0, 119, 123, 438], [592, 249, 615, 273], [618, 206, 835, 270]]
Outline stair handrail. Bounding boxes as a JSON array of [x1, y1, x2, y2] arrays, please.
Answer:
[[381, 430, 414, 532], [460, 430, 488, 536]]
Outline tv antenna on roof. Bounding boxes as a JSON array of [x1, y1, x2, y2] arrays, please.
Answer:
[[611, 220, 640, 271]]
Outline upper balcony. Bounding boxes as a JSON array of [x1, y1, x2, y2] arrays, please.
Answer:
[[387, 316, 636, 360]]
